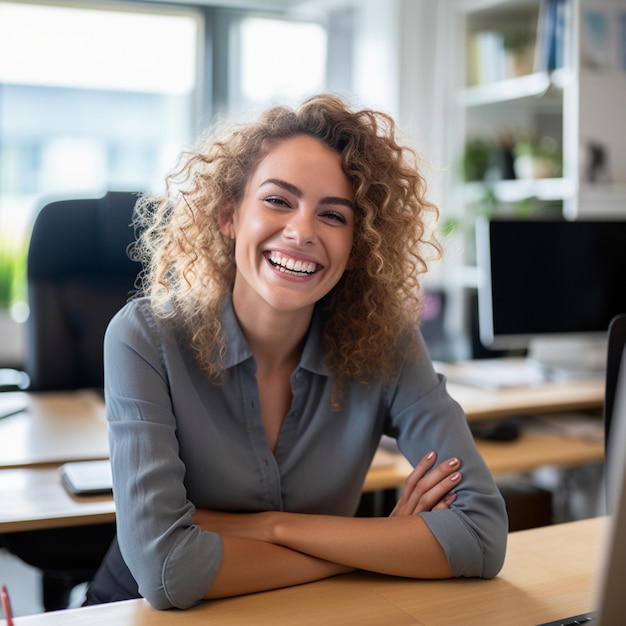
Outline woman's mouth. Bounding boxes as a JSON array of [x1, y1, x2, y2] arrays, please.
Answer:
[[266, 251, 320, 276]]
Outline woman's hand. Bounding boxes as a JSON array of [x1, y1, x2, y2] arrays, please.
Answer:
[[390, 451, 461, 517]]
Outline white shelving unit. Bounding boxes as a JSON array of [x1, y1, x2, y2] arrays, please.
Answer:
[[446, 0, 626, 224], [439, 0, 626, 356]]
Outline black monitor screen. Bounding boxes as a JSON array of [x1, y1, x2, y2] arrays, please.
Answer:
[[476, 218, 626, 351]]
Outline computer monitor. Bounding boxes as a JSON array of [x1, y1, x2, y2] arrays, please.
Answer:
[[475, 217, 626, 376], [538, 349, 626, 626]]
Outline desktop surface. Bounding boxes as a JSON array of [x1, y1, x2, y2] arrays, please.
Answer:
[[0, 390, 108, 468], [0, 379, 605, 534], [439, 359, 604, 421], [3, 517, 603, 625]]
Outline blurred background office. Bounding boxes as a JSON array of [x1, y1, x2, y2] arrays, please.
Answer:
[[3, 0, 626, 373], [0, 0, 451, 373]]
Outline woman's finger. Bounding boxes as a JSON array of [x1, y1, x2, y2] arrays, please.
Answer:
[[392, 456, 462, 516], [392, 451, 439, 515], [433, 491, 458, 511]]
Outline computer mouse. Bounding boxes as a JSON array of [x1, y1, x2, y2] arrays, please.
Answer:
[[470, 419, 521, 442]]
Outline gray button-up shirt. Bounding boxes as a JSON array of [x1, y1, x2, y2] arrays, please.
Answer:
[[105, 296, 507, 609]]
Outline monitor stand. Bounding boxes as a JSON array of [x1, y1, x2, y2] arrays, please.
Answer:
[[527, 335, 607, 381]]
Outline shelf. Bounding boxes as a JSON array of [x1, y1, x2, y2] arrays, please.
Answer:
[[462, 0, 538, 13], [443, 0, 626, 360], [574, 184, 626, 219], [461, 72, 552, 106], [464, 177, 574, 204]]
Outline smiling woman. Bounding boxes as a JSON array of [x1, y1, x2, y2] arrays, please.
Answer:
[[84, 94, 508, 610], [222, 135, 355, 325]]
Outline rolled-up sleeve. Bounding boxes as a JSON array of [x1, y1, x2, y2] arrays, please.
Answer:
[[387, 345, 508, 579], [104, 302, 222, 609]]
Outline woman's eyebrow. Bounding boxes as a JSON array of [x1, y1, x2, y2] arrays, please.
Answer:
[[260, 178, 355, 211]]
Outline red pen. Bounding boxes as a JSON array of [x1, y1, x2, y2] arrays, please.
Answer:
[[1, 584, 14, 626]]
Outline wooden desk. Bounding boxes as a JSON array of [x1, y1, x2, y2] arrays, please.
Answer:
[[0, 466, 115, 533], [365, 366, 605, 491], [4, 516, 605, 625], [0, 391, 108, 469], [0, 369, 605, 471], [446, 378, 605, 422], [2, 420, 605, 532], [365, 428, 605, 492], [0, 377, 605, 533]]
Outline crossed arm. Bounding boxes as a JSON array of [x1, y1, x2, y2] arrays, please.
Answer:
[[194, 451, 462, 599]]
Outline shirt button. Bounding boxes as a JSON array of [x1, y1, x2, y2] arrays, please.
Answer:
[[295, 371, 303, 380]]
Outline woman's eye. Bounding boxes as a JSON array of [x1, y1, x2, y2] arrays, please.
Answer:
[[264, 196, 290, 207], [322, 211, 348, 225]]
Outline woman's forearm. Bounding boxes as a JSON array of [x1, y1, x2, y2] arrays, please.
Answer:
[[205, 535, 352, 599], [196, 452, 460, 584], [270, 512, 453, 579], [196, 510, 452, 580]]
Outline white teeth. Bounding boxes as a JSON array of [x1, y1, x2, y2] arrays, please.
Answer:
[[268, 252, 317, 275]]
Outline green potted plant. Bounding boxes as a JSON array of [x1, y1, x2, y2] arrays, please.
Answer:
[[503, 29, 535, 78], [463, 138, 492, 182], [513, 134, 562, 179], [0, 237, 28, 367], [0, 237, 27, 310], [0, 248, 16, 311]]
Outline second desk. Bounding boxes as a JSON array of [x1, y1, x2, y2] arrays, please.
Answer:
[[0, 370, 605, 533]]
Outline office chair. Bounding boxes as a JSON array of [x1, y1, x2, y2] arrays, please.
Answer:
[[0, 191, 141, 611], [25, 191, 142, 391]]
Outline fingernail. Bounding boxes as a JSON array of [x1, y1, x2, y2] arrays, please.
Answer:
[[448, 458, 459, 467], [427, 451, 435, 460], [450, 472, 461, 482]]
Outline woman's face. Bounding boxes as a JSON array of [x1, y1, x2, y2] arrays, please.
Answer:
[[222, 134, 355, 320]]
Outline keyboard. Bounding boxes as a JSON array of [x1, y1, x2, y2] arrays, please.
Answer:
[[537, 611, 597, 626]]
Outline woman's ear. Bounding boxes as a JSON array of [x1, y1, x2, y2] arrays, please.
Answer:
[[218, 204, 236, 239]]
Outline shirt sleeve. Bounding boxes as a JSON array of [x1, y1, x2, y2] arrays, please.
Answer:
[[386, 333, 508, 579], [104, 301, 223, 610]]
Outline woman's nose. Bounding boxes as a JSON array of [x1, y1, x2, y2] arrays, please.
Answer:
[[284, 209, 317, 245]]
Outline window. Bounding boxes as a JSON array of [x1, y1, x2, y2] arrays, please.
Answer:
[[0, 1, 332, 363], [0, 1, 201, 313], [230, 16, 327, 114]]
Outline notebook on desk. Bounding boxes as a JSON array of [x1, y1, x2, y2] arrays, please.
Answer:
[[0, 392, 28, 420], [60, 459, 113, 496], [537, 353, 626, 626]]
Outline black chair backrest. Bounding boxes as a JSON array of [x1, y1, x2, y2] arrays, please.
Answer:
[[605, 314, 626, 447], [26, 191, 141, 391]]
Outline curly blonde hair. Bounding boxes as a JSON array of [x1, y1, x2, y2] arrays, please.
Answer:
[[132, 93, 441, 394]]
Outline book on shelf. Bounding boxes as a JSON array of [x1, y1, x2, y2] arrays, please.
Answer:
[[581, 7, 611, 70], [580, 5, 626, 72], [534, 0, 570, 74], [466, 25, 536, 87], [467, 31, 507, 86], [619, 10, 626, 71]]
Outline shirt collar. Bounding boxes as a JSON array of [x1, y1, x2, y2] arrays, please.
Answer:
[[221, 295, 254, 369], [221, 295, 332, 377], [299, 306, 332, 377]]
